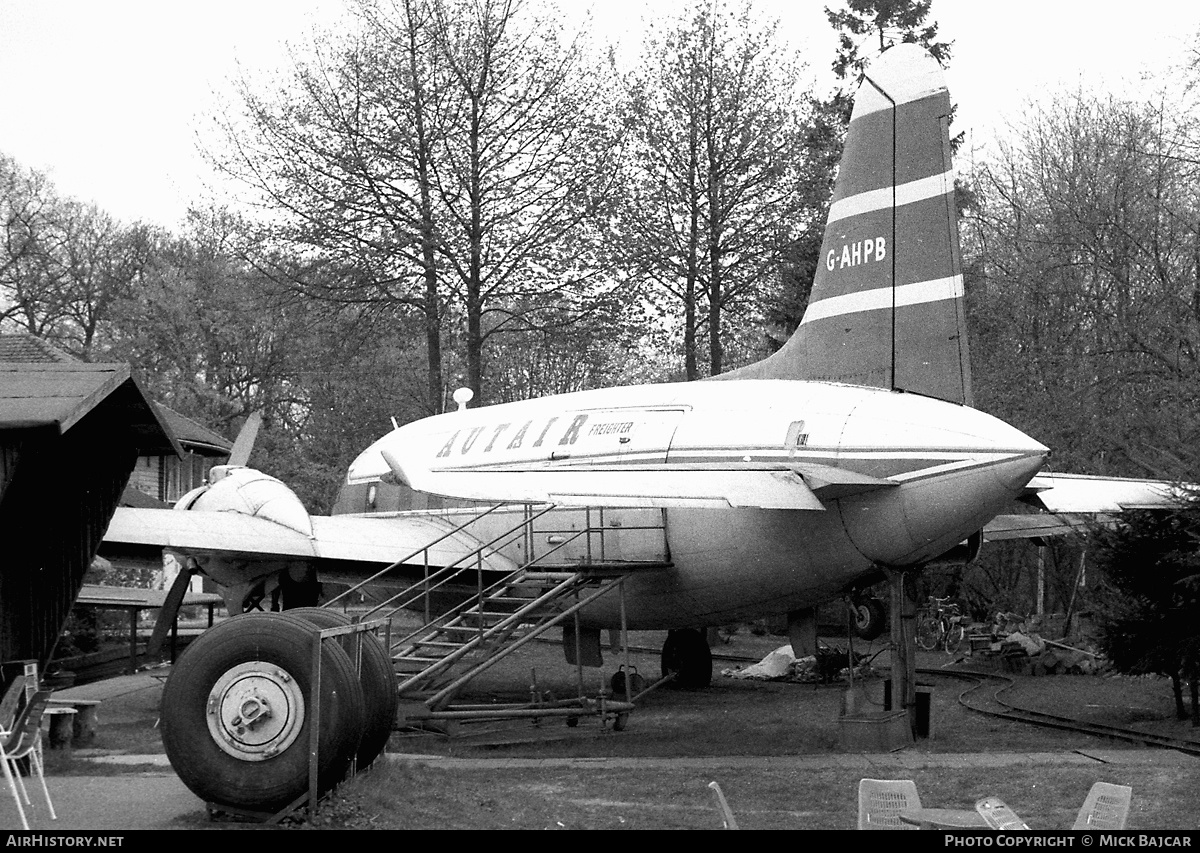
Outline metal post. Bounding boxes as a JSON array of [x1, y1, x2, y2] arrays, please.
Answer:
[[1037, 544, 1046, 617], [476, 551, 485, 646], [128, 608, 138, 674], [573, 593, 583, 699], [307, 631, 323, 821], [423, 550, 431, 626], [620, 579, 630, 702]]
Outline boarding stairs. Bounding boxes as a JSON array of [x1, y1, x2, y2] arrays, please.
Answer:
[[325, 502, 671, 714], [390, 566, 628, 710]]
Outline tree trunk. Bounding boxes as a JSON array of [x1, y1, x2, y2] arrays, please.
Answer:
[[683, 124, 701, 381], [467, 91, 484, 402], [407, 2, 443, 416], [1172, 671, 1187, 719]]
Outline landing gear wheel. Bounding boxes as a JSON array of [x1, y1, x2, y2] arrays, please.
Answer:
[[160, 612, 365, 813], [661, 628, 712, 688], [612, 711, 630, 732], [285, 607, 398, 768], [850, 597, 887, 641]]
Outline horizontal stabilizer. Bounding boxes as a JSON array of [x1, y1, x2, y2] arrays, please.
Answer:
[[793, 463, 898, 500], [986, 473, 1190, 541], [1024, 473, 1183, 513], [983, 513, 1100, 542]]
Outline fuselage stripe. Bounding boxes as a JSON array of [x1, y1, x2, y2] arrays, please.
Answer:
[[800, 275, 963, 326], [827, 171, 953, 225]]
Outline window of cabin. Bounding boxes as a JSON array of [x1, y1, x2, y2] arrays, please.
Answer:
[[160, 450, 212, 503]]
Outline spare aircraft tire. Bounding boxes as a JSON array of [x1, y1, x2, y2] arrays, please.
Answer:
[[851, 597, 887, 641], [160, 612, 365, 814], [661, 628, 712, 688], [286, 607, 398, 768]]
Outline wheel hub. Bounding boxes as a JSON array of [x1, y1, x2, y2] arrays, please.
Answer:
[[206, 661, 305, 761]]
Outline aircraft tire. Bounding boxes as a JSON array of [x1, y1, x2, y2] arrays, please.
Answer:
[[851, 598, 887, 641], [286, 607, 398, 768], [661, 628, 712, 688], [160, 612, 365, 813]]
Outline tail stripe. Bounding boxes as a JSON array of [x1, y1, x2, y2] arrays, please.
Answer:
[[827, 170, 953, 225], [801, 275, 963, 325]]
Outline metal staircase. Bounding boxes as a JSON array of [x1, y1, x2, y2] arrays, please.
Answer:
[[391, 566, 628, 710], [324, 502, 671, 720]]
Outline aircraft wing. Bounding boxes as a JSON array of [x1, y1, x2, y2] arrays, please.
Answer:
[[384, 454, 898, 510], [102, 507, 518, 571], [983, 472, 1187, 542]]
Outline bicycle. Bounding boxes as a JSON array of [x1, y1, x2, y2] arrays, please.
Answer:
[[915, 595, 966, 654]]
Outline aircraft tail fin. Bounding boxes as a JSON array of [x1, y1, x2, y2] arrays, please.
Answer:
[[721, 44, 971, 406]]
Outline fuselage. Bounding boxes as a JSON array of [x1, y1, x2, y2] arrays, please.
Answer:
[[344, 379, 1048, 628]]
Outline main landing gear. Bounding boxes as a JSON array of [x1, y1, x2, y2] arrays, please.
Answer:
[[850, 595, 887, 641], [159, 611, 395, 815], [661, 628, 712, 688]]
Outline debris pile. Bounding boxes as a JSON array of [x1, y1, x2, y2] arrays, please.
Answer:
[[722, 645, 874, 684], [967, 612, 1103, 675]]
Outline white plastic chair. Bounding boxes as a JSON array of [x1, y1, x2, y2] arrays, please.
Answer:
[[708, 781, 739, 829], [0, 690, 56, 830], [858, 778, 920, 830], [1072, 782, 1132, 830], [0, 675, 26, 731]]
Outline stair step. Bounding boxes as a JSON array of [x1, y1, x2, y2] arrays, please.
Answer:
[[403, 643, 458, 657], [520, 572, 579, 582], [478, 602, 526, 612], [392, 654, 441, 664]]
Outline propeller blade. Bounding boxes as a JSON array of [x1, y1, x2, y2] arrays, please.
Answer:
[[227, 411, 262, 467]]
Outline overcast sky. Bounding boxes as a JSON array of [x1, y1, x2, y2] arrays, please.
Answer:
[[1, 0, 1197, 229]]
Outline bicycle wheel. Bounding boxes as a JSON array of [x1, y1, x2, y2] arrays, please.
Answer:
[[944, 621, 965, 655], [915, 613, 940, 651]]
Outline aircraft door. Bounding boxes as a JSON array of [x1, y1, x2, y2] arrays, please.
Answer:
[[562, 407, 686, 463]]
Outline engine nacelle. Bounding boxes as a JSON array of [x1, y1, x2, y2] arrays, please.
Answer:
[[171, 466, 317, 612], [176, 465, 313, 538]]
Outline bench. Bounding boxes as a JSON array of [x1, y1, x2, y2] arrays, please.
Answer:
[[47, 698, 101, 746]]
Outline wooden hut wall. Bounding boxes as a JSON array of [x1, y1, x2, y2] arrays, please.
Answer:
[[0, 405, 137, 670]]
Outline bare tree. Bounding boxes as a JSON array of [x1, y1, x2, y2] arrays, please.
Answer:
[[963, 87, 1200, 480], [0, 156, 154, 358], [213, 0, 622, 408], [616, 1, 811, 379]]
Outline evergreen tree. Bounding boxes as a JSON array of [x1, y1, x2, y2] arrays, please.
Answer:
[[1089, 501, 1200, 725]]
